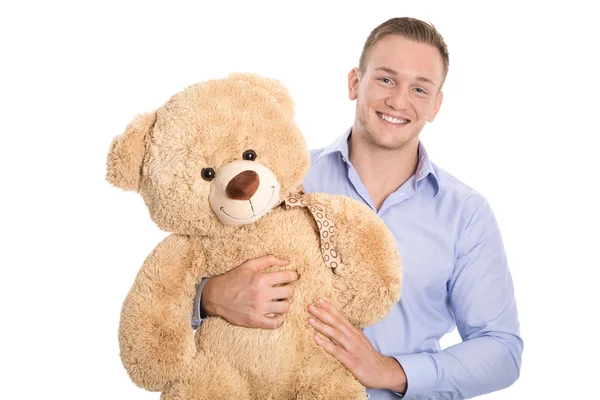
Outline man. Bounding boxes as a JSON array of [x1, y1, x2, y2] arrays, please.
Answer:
[[192, 17, 523, 399]]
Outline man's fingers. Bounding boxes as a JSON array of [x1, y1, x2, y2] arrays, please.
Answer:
[[313, 334, 351, 366], [270, 285, 295, 301], [308, 315, 346, 348], [249, 255, 290, 271], [263, 270, 299, 286], [257, 313, 284, 329], [267, 299, 291, 315], [307, 299, 353, 338]]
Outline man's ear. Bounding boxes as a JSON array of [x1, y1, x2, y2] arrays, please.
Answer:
[[348, 67, 360, 101], [229, 73, 295, 118], [427, 91, 444, 123], [106, 111, 156, 192]]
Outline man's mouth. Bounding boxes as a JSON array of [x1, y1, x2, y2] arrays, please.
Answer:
[[377, 112, 410, 125]]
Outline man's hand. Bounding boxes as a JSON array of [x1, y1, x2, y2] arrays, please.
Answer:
[[307, 297, 408, 393], [201, 255, 298, 329]]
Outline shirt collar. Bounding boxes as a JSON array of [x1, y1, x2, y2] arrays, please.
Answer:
[[316, 127, 440, 196], [416, 141, 440, 196], [316, 127, 352, 163]]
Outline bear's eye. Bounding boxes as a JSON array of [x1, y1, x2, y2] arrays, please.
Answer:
[[201, 168, 215, 181], [242, 150, 257, 161]]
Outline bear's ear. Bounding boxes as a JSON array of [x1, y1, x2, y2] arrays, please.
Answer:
[[106, 111, 157, 192], [229, 73, 295, 118]]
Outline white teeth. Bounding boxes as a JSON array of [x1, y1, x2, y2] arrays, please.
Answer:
[[380, 113, 407, 124]]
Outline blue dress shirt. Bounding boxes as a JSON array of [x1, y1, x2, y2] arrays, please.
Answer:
[[193, 128, 523, 399]]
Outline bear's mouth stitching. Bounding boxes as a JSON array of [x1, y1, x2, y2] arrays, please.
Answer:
[[219, 185, 276, 221]]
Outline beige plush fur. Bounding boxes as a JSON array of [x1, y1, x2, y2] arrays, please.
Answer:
[[107, 73, 403, 399]]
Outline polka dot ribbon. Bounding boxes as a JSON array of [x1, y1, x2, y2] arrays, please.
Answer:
[[281, 188, 340, 269]]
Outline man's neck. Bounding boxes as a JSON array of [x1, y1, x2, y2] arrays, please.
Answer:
[[348, 132, 419, 211]]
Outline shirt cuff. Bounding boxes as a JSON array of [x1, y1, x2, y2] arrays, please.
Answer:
[[394, 352, 438, 398], [191, 278, 210, 329]]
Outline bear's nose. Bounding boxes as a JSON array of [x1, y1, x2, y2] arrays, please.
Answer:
[[226, 170, 260, 200]]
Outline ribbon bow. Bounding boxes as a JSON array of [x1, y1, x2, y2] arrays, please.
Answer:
[[281, 188, 340, 269]]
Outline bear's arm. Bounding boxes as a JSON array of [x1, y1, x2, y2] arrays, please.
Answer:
[[118, 233, 205, 391], [307, 193, 402, 328]]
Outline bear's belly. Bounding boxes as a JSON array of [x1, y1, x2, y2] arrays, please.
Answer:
[[194, 208, 338, 388], [195, 315, 301, 375]]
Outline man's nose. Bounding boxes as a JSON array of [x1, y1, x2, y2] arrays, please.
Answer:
[[385, 86, 410, 110]]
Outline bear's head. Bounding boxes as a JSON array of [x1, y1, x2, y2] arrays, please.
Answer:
[[106, 73, 310, 236]]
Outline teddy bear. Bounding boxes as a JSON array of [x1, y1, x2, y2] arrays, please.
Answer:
[[106, 73, 403, 400]]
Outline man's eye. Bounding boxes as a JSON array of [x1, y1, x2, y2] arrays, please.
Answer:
[[380, 78, 392, 84], [414, 88, 427, 94]]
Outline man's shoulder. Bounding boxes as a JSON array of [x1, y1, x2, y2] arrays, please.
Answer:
[[432, 162, 489, 213], [432, 163, 503, 249]]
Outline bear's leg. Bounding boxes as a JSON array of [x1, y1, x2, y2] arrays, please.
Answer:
[[296, 363, 366, 400]]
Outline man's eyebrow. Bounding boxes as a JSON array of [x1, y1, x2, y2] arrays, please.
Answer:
[[415, 76, 436, 86], [374, 67, 398, 75]]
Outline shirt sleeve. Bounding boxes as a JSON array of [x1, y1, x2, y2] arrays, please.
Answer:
[[396, 197, 523, 399], [191, 278, 210, 329]]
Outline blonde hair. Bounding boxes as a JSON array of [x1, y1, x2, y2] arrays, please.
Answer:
[[359, 17, 450, 87]]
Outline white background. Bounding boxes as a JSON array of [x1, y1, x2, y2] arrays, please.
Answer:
[[1, 1, 598, 398]]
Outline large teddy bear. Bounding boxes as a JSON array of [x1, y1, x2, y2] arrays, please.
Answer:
[[106, 73, 402, 399]]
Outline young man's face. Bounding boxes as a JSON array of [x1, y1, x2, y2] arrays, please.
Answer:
[[348, 35, 444, 151]]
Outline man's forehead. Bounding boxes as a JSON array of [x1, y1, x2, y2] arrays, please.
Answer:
[[366, 39, 443, 85], [372, 36, 441, 61]]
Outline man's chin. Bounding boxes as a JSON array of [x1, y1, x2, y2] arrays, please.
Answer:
[[366, 131, 412, 151]]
